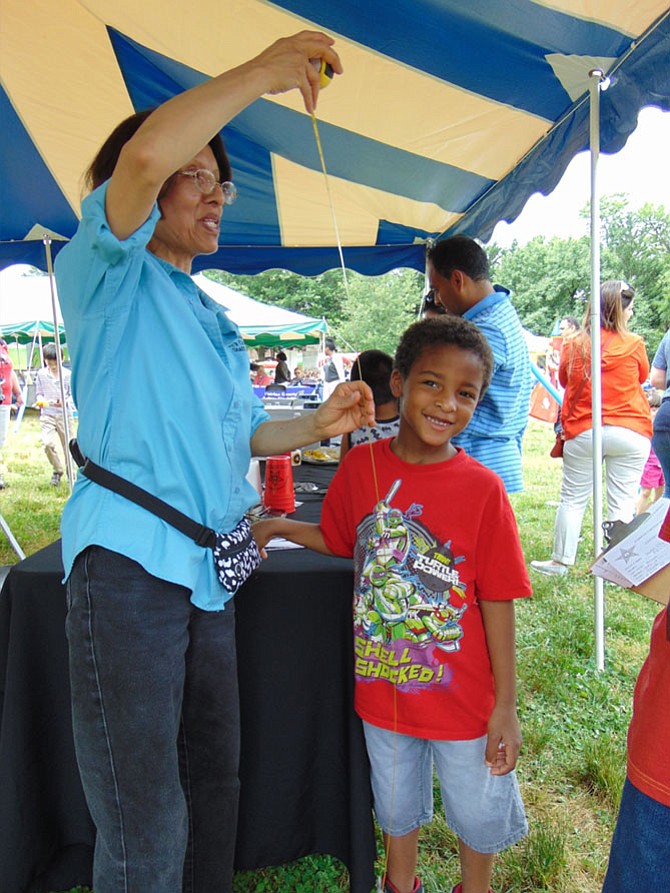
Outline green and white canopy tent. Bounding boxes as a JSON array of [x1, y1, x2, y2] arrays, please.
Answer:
[[1, 320, 66, 346], [193, 274, 328, 349]]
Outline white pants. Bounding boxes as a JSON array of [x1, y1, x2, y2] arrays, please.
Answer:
[[552, 426, 651, 565]]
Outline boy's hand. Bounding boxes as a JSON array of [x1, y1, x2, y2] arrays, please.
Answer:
[[251, 519, 283, 557], [485, 705, 522, 776], [313, 381, 375, 439]]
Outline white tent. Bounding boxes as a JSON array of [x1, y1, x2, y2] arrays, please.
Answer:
[[193, 274, 320, 328], [0, 265, 63, 326], [193, 274, 328, 348]]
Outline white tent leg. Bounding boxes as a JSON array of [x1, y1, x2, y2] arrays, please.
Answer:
[[0, 513, 26, 560], [588, 69, 608, 671]]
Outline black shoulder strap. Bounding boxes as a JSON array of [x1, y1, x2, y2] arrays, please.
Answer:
[[68, 439, 217, 550]]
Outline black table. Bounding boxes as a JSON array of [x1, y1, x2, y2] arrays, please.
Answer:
[[0, 466, 375, 893]]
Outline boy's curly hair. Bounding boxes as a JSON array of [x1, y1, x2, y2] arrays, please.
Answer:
[[393, 316, 493, 398]]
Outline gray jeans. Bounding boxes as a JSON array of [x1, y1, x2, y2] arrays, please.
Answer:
[[66, 546, 240, 893]]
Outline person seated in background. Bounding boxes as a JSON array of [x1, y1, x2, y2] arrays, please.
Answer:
[[340, 349, 399, 461], [290, 365, 305, 385], [250, 363, 273, 387], [274, 351, 291, 384]]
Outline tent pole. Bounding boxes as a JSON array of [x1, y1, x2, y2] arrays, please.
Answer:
[[43, 237, 74, 493], [588, 70, 607, 671]]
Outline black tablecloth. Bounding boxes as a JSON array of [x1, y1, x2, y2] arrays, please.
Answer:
[[0, 467, 375, 893]]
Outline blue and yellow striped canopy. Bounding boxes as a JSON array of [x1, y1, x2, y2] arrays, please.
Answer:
[[2, 0, 669, 274]]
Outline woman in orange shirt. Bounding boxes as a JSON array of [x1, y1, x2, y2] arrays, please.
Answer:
[[531, 281, 652, 575]]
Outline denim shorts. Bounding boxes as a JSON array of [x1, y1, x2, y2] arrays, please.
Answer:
[[602, 778, 670, 893], [363, 722, 528, 853]]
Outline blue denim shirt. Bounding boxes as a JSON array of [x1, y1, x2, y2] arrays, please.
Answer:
[[55, 182, 269, 610], [452, 288, 531, 493], [653, 330, 670, 398]]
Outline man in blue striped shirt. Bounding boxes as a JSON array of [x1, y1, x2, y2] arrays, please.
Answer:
[[427, 236, 531, 493]]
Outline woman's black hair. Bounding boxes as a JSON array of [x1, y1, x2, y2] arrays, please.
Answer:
[[85, 108, 231, 193]]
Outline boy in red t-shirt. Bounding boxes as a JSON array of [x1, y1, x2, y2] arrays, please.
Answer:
[[254, 317, 532, 893]]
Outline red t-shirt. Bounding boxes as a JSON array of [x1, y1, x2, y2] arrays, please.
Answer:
[[627, 606, 670, 807], [321, 440, 532, 740]]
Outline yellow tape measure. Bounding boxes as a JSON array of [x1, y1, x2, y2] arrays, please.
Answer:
[[311, 58, 334, 89]]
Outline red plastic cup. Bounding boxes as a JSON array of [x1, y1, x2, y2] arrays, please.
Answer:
[[264, 454, 295, 513]]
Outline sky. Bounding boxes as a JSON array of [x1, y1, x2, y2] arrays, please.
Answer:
[[490, 106, 670, 247]]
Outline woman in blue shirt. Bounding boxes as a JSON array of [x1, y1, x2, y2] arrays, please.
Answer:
[[55, 31, 372, 893]]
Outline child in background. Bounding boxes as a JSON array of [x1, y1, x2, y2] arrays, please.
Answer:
[[34, 343, 74, 486], [255, 316, 531, 893], [340, 349, 400, 461], [636, 389, 665, 515]]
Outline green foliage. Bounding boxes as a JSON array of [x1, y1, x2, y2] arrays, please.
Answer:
[[205, 267, 423, 355], [204, 267, 349, 330], [499, 821, 568, 891], [590, 194, 670, 354], [206, 194, 670, 357], [490, 194, 670, 352], [0, 410, 69, 564], [336, 268, 423, 354]]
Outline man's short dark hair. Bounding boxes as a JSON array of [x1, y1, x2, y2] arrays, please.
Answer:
[[350, 350, 395, 406], [43, 343, 58, 361], [393, 316, 493, 397], [426, 236, 490, 282]]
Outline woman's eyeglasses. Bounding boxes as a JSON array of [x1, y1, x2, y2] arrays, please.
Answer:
[[178, 169, 237, 205]]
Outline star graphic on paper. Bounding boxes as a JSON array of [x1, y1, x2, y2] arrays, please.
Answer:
[[616, 546, 640, 564]]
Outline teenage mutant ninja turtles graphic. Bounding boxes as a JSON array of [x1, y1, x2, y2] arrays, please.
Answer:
[[354, 480, 468, 655]]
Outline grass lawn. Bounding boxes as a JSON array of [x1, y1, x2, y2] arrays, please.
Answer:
[[2, 414, 659, 892]]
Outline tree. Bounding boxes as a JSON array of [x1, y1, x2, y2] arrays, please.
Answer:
[[203, 266, 423, 355], [203, 268, 348, 329], [489, 235, 596, 333], [490, 194, 670, 353], [588, 194, 670, 353], [337, 269, 423, 355]]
